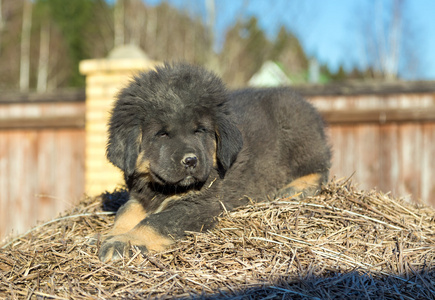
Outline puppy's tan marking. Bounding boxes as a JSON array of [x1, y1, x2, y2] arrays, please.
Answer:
[[280, 173, 323, 198], [99, 225, 174, 262], [135, 152, 150, 174], [154, 195, 182, 214], [286, 173, 322, 191], [108, 198, 147, 236], [153, 189, 202, 214], [128, 225, 174, 251], [212, 140, 218, 168]]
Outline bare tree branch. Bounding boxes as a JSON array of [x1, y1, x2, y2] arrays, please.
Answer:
[[19, 0, 32, 91], [37, 21, 50, 92]]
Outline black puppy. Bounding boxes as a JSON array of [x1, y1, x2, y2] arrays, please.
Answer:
[[99, 63, 331, 262]]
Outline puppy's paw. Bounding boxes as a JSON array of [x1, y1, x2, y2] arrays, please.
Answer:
[[98, 235, 147, 262]]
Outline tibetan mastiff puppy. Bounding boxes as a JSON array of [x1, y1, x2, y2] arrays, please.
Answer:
[[98, 63, 331, 262]]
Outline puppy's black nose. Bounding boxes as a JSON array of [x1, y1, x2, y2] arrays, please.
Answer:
[[182, 154, 197, 168]]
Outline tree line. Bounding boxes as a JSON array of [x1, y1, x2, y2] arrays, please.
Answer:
[[0, 0, 409, 92]]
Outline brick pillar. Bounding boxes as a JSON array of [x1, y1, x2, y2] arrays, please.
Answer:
[[79, 45, 160, 196]]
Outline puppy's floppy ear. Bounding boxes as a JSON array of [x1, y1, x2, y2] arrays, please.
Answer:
[[216, 117, 243, 173], [106, 102, 142, 177]]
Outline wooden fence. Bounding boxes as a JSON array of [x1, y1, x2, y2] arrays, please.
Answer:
[[0, 90, 85, 239], [296, 81, 435, 206], [1, 82, 434, 239]]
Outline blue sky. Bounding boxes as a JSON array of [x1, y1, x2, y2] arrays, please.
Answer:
[[144, 0, 435, 80]]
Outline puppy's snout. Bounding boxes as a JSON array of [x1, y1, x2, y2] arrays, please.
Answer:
[[182, 154, 198, 168]]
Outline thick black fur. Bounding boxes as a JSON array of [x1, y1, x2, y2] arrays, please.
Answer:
[[105, 62, 331, 249]]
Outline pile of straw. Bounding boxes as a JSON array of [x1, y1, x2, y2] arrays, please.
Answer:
[[1, 180, 434, 299]]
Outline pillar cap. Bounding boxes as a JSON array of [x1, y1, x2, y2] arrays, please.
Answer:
[[79, 45, 158, 75], [108, 44, 149, 60]]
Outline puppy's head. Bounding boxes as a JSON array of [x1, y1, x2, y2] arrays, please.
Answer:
[[107, 63, 243, 187]]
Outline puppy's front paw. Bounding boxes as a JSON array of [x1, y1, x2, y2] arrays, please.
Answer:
[[98, 235, 147, 262]]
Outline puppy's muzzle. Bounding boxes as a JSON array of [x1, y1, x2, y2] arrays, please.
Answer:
[[182, 154, 198, 169]]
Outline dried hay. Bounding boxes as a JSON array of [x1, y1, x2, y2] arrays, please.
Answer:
[[1, 179, 434, 299]]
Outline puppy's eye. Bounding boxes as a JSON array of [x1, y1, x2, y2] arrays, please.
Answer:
[[195, 127, 207, 134], [156, 130, 168, 138]]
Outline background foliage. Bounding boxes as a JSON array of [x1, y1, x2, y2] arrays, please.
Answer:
[[0, 0, 415, 91]]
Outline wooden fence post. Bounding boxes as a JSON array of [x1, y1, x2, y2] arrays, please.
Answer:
[[79, 45, 159, 196]]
